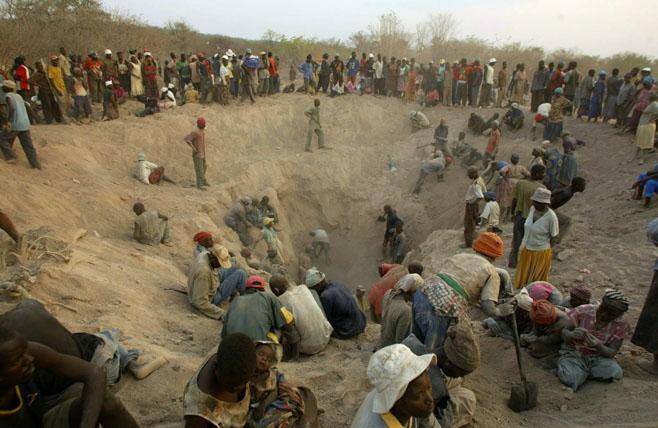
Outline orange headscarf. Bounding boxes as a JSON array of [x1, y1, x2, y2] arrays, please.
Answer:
[[530, 300, 558, 325], [473, 232, 504, 258]]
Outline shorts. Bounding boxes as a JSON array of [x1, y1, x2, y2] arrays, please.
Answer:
[[42, 397, 76, 428]]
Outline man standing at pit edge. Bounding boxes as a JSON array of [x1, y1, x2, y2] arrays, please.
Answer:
[[305, 98, 326, 152], [184, 117, 209, 190]]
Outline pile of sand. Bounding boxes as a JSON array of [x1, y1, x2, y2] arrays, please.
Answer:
[[2, 93, 658, 426]]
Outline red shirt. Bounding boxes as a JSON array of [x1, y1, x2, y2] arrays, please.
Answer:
[[486, 129, 501, 154], [268, 57, 277, 77], [185, 129, 206, 159], [567, 304, 631, 355], [367, 264, 406, 317], [13, 64, 30, 91]]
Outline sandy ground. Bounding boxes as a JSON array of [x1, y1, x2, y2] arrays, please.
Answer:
[[2, 92, 658, 427]]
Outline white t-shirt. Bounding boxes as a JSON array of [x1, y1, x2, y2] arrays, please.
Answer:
[[278, 284, 332, 354], [521, 206, 559, 251], [480, 201, 500, 227]]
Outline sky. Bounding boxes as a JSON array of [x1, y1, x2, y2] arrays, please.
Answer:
[[102, 0, 657, 58]]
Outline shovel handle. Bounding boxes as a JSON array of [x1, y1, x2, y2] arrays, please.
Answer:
[[510, 309, 528, 384]]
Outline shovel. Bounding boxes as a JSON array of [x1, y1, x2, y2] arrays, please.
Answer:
[[508, 309, 538, 412]]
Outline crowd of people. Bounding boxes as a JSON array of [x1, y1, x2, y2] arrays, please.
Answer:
[[2, 44, 658, 428]]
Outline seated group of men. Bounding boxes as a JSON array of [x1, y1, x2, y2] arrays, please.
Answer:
[[353, 230, 633, 427]]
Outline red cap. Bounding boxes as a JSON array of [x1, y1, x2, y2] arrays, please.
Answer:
[[193, 231, 212, 243], [246, 275, 266, 290], [197, 117, 206, 127]]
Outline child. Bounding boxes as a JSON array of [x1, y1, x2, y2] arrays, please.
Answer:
[[102, 80, 119, 121], [71, 67, 92, 121], [479, 192, 502, 234], [249, 341, 315, 427]]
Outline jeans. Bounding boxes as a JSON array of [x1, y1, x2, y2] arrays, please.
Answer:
[[1, 130, 39, 168], [557, 349, 623, 391], [212, 267, 248, 305]]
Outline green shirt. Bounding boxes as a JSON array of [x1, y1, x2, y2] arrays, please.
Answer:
[[221, 292, 287, 341], [513, 179, 546, 218]]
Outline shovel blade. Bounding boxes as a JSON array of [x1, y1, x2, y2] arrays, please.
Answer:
[[508, 382, 538, 412]]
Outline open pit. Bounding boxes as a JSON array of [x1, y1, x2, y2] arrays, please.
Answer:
[[2, 93, 658, 427]]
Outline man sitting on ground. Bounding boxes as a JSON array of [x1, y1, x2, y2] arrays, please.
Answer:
[[368, 262, 424, 323], [183, 333, 255, 427], [523, 299, 570, 358], [187, 245, 226, 320], [503, 103, 525, 130], [132, 152, 174, 185], [0, 325, 139, 427], [269, 275, 333, 355], [132, 202, 172, 246], [409, 111, 430, 130], [377, 274, 424, 350], [351, 344, 437, 427], [561, 284, 592, 309], [306, 268, 366, 339], [221, 276, 299, 359], [557, 289, 631, 391], [467, 112, 486, 134]]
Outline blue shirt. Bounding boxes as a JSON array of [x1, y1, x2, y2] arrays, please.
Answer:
[[411, 290, 453, 357], [319, 281, 366, 339], [346, 58, 359, 76], [6, 92, 30, 132], [298, 62, 313, 79]]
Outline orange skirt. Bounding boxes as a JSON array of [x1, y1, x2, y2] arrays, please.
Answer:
[[514, 247, 552, 289]]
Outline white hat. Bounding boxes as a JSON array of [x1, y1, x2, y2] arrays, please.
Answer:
[[144, 52, 152, 57], [226, 49, 235, 57], [168, 82, 176, 89], [642, 67, 651, 72], [488, 58, 497, 64], [305, 267, 325, 288], [104, 80, 113, 87], [161, 87, 168, 93], [513, 288, 533, 312], [222, 55, 229, 60], [531, 187, 552, 204], [104, 49, 112, 55], [511, 102, 519, 109], [369, 53, 374, 58], [368, 344, 436, 414]]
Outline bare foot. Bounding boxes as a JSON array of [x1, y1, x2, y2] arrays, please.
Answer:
[[128, 356, 168, 380]]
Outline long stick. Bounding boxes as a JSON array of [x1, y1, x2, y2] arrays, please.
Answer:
[[510, 309, 528, 384]]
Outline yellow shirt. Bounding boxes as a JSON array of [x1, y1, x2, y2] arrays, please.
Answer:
[[47, 65, 66, 94]]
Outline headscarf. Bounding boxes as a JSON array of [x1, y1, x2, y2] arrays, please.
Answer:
[[530, 300, 557, 325], [210, 245, 231, 269], [483, 191, 496, 201], [472, 232, 504, 258], [569, 284, 591, 302], [646, 218, 658, 245], [527, 281, 554, 301], [263, 217, 275, 227], [391, 274, 424, 296], [443, 323, 480, 372], [193, 231, 212, 244], [602, 289, 629, 313]]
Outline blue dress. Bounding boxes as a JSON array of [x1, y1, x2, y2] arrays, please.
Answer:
[[588, 78, 606, 119]]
